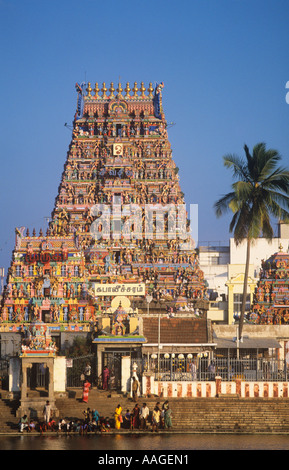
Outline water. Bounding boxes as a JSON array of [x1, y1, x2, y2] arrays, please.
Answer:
[[1, 433, 289, 450]]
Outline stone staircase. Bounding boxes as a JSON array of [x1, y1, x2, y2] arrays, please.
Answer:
[[55, 389, 289, 433], [1, 389, 289, 433], [56, 389, 137, 423], [171, 397, 289, 433], [0, 395, 19, 432]]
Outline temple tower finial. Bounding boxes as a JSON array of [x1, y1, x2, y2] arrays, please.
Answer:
[[101, 82, 108, 98], [94, 82, 100, 99], [109, 82, 115, 99], [125, 82, 131, 99], [132, 82, 138, 97]]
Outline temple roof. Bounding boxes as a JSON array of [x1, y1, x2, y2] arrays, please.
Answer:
[[142, 317, 213, 345], [263, 250, 289, 265], [75, 81, 165, 121]]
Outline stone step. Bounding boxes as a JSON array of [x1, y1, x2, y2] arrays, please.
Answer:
[[2, 391, 289, 433]]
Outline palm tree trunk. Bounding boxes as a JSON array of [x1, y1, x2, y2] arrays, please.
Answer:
[[238, 237, 251, 340]]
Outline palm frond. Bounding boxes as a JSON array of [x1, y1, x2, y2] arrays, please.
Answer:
[[264, 192, 289, 221], [214, 142, 289, 243], [262, 168, 289, 193], [223, 154, 249, 181], [232, 180, 253, 200], [213, 191, 236, 217]]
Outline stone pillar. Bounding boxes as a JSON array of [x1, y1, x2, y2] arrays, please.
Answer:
[[47, 359, 54, 400], [121, 355, 131, 394], [215, 376, 222, 397], [96, 345, 104, 383], [235, 378, 242, 397], [142, 373, 154, 397], [9, 357, 21, 393], [131, 362, 140, 398], [21, 361, 31, 400], [54, 356, 66, 393]]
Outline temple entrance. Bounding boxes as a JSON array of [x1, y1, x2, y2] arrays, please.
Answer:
[[27, 363, 49, 390], [102, 348, 142, 391], [17, 356, 57, 418], [103, 351, 122, 390]]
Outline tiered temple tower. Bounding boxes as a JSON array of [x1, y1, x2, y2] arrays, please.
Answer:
[[250, 246, 289, 325], [0, 80, 208, 350]]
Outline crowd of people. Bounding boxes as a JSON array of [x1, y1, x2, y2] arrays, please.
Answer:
[[18, 365, 172, 434], [114, 400, 172, 432], [18, 399, 173, 434], [18, 406, 112, 435]]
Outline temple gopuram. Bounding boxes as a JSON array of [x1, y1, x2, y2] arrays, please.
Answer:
[[0, 80, 210, 412], [250, 246, 289, 325]]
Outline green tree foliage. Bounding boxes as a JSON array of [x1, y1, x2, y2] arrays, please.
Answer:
[[65, 336, 91, 358]]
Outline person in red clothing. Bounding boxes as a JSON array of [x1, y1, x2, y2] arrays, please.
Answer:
[[130, 403, 140, 430], [82, 379, 91, 403], [48, 417, 57, 431]]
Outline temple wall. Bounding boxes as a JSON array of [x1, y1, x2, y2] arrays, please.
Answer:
[[142, 375, 289, 398]]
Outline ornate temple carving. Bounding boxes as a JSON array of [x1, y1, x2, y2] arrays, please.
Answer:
[[0, 81, 208, 340], [250, 247, 289, 325]]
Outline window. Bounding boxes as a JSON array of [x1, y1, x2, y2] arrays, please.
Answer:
[[44, 287, 50, 297], [233, 293, 251, 314]]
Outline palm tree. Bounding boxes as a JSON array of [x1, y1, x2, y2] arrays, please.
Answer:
[[214, 142, 289, 340]]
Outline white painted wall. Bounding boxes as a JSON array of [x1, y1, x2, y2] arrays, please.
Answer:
[[230, 237, 289, 277], [199, 246, 229, 296], [54, 356, 66, 392], [121, 355, 131, 394]]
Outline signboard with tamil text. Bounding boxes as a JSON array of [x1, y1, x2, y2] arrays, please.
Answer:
[[94, 283, 145, 296]]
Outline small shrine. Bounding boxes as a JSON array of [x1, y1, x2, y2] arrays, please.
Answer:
[[250, 246, 289, 325], [16, 321, 59, 418], [20, 321, 57, 357]]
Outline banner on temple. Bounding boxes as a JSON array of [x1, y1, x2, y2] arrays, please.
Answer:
[[94, 283, 146, 296]]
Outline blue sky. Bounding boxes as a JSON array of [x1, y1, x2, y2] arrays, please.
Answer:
[[0, 0, 289, 275]]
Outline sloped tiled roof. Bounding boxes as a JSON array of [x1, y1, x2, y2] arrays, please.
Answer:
[[142, 317, 210, 344]]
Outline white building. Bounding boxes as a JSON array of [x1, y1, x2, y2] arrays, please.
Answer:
[[198, 245, 229, 322], [199, 222, 289, 325]]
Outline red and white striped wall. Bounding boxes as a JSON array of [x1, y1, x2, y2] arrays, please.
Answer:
[[142, 375, 289, 398]]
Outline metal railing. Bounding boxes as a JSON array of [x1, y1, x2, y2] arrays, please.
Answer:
[[147, 357, 289, 382]]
